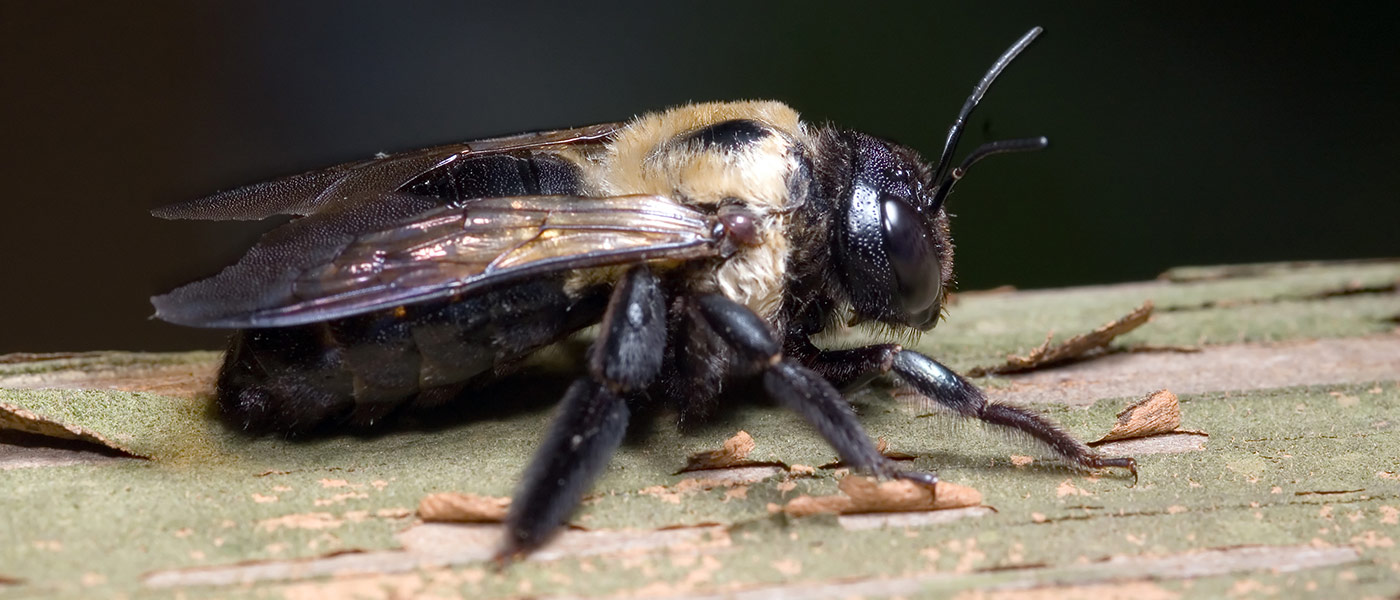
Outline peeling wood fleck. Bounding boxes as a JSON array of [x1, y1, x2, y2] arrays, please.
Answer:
[[967, 301, 1154, 377]]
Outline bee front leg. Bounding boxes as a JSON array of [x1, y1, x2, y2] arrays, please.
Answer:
[[890, 350, 1137, 480], [786, 336, 901, 390], [693, 294, 934, 485], [498, 266, 668, 562]]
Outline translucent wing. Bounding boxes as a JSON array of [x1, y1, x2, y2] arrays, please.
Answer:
[[152, 194, 719, 328], [151, 123, 621, 221]]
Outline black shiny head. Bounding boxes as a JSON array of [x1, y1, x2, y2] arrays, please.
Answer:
[[831, 133, 947, 330], [823, 27, 1050, 331]]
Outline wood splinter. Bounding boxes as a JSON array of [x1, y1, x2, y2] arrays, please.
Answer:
[[1089, 388, 1206, 446], [783, 476, 981, 517]]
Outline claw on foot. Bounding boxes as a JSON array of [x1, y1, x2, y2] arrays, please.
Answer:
[[492, 539, 527, 571], [491, 551, 515, 571], [1094, 456, 1138, 486], [895, 471, 939, 504], [894, 470, 940, 489]]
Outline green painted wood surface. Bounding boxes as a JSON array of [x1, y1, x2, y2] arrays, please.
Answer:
[[1, 260, 1397, 599]]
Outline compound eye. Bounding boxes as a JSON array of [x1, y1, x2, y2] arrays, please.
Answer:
[[881, 196, 941, 315]]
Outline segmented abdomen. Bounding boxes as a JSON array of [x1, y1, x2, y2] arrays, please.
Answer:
[[217, 148, 603, 433], [217, 277, 610, 433]]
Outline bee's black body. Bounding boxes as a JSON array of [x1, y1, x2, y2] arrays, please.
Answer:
[[155, 28, 1135, 561], [213, 143, 613, 432], [219, 276, 612, 432]]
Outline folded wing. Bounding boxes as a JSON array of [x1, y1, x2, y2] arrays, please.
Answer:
[[152, 194, 719, 328], [151, 123, 621, 221]]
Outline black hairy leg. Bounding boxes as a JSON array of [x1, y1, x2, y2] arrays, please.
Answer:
[[498, 380, 627, 561], [663, 300, 730, 427], [498, 267, 668, 562], [786, 336, 901, 390], [693, 294, 936, 485], [889, 350, 1137, 479]]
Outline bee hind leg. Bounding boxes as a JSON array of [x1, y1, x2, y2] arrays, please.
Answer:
[[497, 266, 667, 563], [693, 294, 932, 485]]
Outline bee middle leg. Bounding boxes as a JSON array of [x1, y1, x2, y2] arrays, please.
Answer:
[[693, 294, 936, 485], [498, 266, 668, 561]]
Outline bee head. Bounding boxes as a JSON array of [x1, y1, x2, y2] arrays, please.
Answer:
[[822, 27, 1049, 332], [829, 133, 948, 331]]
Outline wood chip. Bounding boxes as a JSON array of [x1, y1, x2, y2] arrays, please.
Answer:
[[967, 301, 1154, 376], [677, 430, 787, 473], [417, 492, 509, 523], [0, 402, 145, 458], [783, 476, 981, 517], [1088, 389, 1206, 446], [680, 431, 755, 471]]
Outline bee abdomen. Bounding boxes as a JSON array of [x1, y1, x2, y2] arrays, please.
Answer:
[[217, 277, 610, 434], [217, 324, 356, 434], [406, 278, 608, 396], [402, 151, 582, 201]]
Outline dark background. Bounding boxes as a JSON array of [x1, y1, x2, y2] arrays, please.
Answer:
[[3, 2, 1397, 353]]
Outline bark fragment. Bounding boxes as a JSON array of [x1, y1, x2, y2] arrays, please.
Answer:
[[0, 402, 145, 459], [417, 493, 510, 523], [783, 476, 981, 517], [968, 301, 1154, 377], [1088, 389, 1207, 447]]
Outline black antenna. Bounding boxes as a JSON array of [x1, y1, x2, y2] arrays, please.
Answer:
[[943, 135, 1048, 187], [928, 27, 1045, 213]]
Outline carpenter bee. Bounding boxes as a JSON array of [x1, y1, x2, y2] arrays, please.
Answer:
[[153, 27, 1135, 560]]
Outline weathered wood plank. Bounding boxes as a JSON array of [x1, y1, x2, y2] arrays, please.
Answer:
[[1, 260, 1397, 598]]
